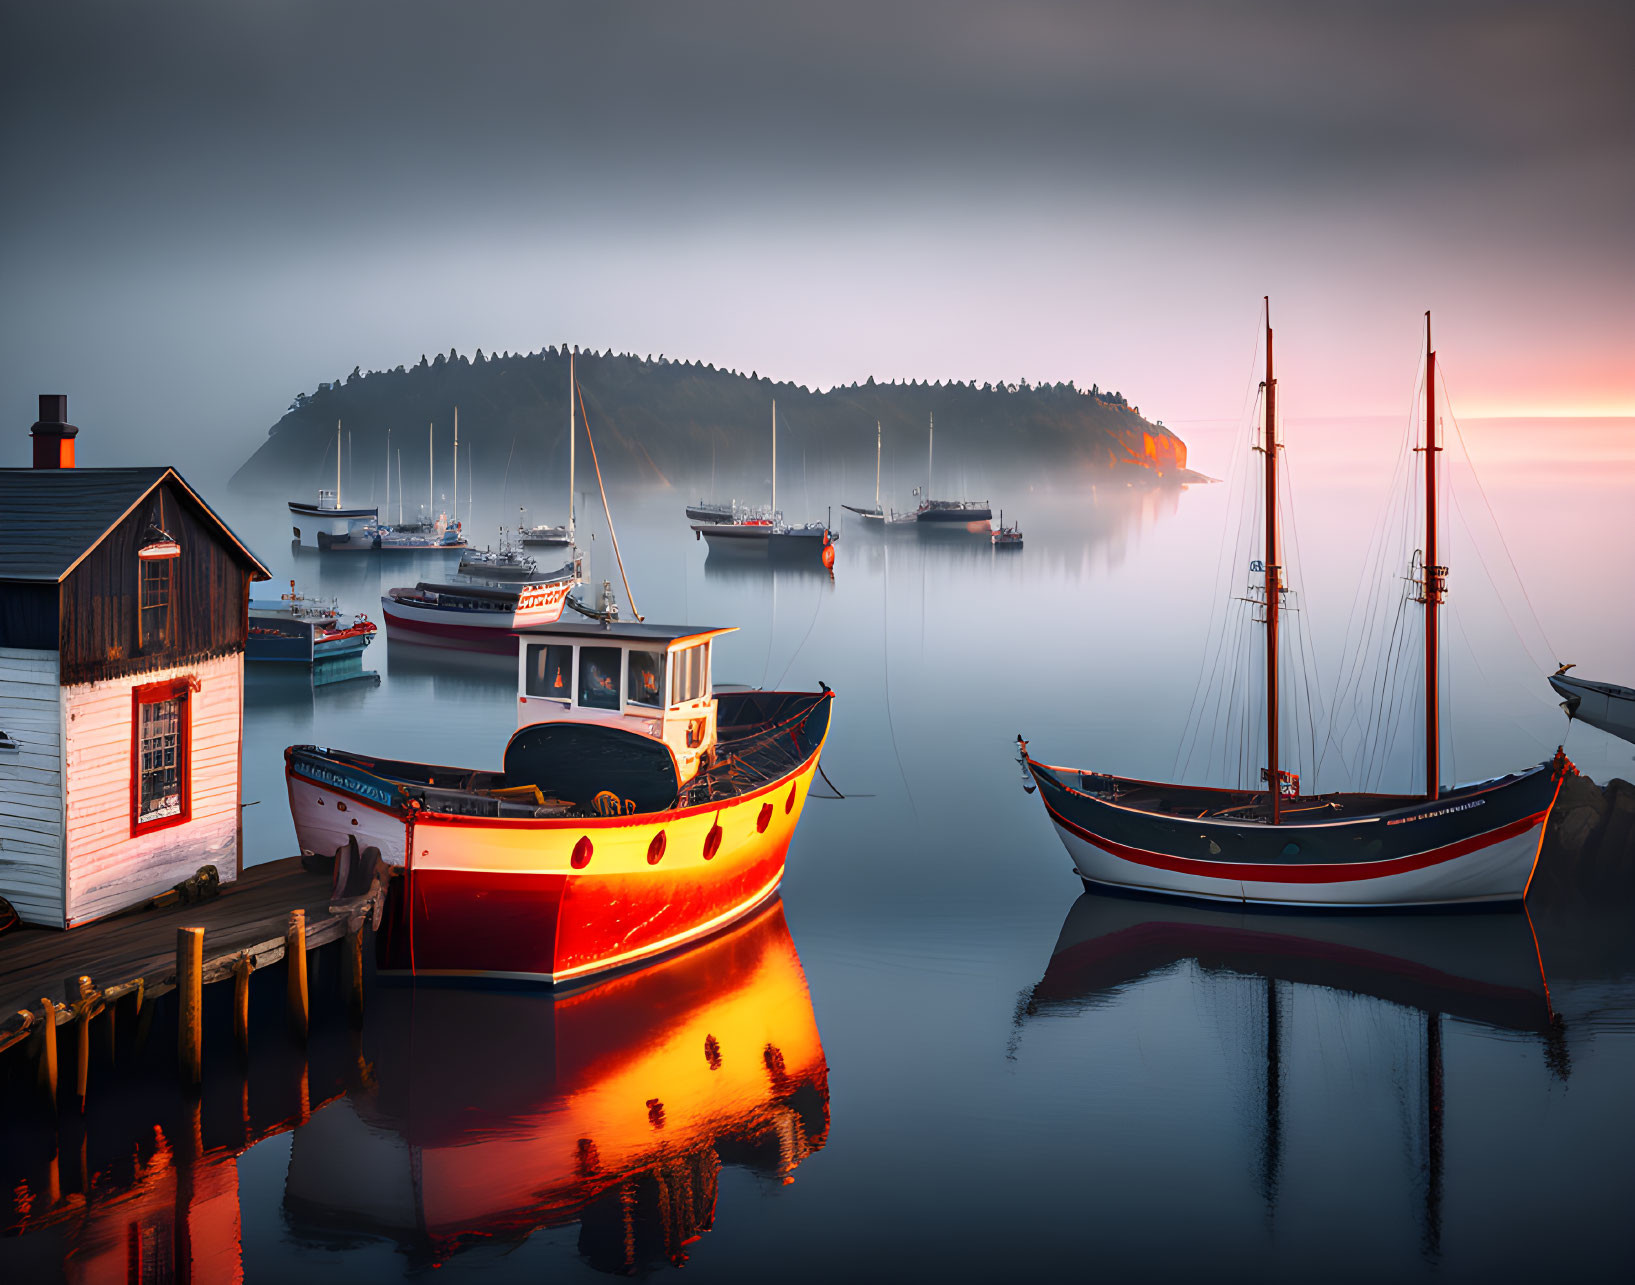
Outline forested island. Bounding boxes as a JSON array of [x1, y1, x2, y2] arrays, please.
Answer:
[[230, 346, 1190, 503]]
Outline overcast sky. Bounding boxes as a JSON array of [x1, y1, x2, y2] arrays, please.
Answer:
[[2, 0, 1630, 472]]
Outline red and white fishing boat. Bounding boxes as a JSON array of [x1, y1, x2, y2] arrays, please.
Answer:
[[1020, 304, 1573, 908], [380, 559, 580, 653], [286, 614, 835, 983]]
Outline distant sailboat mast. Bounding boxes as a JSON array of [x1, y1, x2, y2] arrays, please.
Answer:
[[396, 449, 403, 524], [928, 412, 934, 495], [385, 426, 391, 520], [875, 420, 882, 510], [771, 399, 778, 516], [428, 422, 434, 519], [452, 407, 459, 527], [335, 420, 342, 508]]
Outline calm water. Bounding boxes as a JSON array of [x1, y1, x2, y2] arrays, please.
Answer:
[[4, 416, 1633, 1281]]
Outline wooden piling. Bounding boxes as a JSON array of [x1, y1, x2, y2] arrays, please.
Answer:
[[233, 953, 252, 1053], [177, 927, 204, 1085], [345, 923, 364, 1024], [75, 1003, 91, 1113], [286, 910, 308, 1039], [37, 998, 57, 1110]]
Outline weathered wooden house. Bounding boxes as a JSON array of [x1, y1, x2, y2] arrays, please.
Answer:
[[0, 396, 271, 927]]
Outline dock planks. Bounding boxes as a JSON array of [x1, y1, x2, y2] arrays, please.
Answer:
[[0, 855, 381, 1054]]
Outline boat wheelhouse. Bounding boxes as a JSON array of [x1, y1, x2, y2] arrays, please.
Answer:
[[1020, 303, 1571, 908], [285, 616, 835, 982]]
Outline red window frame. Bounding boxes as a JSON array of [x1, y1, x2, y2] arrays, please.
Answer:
[[131, 677, 192, 836]]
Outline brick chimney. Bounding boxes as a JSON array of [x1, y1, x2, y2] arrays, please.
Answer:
[[31, 395, 77, 469]]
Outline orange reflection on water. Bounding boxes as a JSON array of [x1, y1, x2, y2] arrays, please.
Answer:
[[286, 899, 828, 1271]]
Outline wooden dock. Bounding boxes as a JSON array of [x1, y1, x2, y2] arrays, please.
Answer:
[[0, 855, 384, 1100]]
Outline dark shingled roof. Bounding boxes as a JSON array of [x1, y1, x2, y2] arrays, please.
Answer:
[[0, 467, 271, 583]]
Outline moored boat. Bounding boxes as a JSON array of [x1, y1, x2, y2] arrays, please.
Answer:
[[249, 580, 377, 663], [686, 499, 736, 523], [379, 561, 580, 653], [1020, 303, 1573, 908], [290, 421, 380, 549], [286, 617, 835, 982], [1549, 666, 1635, 746], [992, 509, 1023, 547], [691, 401, 837, 562], [911, 413, 992, 524]]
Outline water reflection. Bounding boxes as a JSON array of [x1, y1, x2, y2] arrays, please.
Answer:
[[1018, 893, 1566, 1260], [286, 900, 826, 1272], [0, 902, 826, 1278]]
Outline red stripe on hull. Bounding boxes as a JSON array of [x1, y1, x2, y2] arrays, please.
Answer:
[[1045, 801, 1548, 884], [382, 609, 521, 653]]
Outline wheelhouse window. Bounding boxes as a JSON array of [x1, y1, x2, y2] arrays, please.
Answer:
[[627, 649, 666, 708], [525, 643, 574, 700], [139, 558, 172, 649], [578, 646, 622, 711], [672, 642, 709, 705], [132, 680, 190, 833]]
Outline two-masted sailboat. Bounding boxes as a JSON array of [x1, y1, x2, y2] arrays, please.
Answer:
[[1020, 303, 1572, 907]]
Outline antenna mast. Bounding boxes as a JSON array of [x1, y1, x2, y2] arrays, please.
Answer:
[[568, 351, 577, 542], [1423, 312, 1442, 800], [1262, 298, 1282, 824]]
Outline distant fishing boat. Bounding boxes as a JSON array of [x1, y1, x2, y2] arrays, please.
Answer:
[[289, 421, 379, 549], [912, 414, 991, 524], [522, 353, 580, 548], [1020, 303, 1573, 908], [458, 536, 545, 584], [1549, 666, 1635, 745], [992, 510, 1023, 548], [685, 499, 736, 523], [692, 401, 837, 562], [249, 580, 377, 664], [842, 421, 886, 522]]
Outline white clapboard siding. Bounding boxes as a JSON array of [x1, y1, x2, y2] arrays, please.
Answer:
[[63, 653, 242, 926], [0, 646, 65, 926]]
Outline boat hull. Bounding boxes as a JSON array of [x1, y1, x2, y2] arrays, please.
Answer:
[[286, 698, 833, 983], [1550, 673, 1635, 745], [1025, 756, 1568, 908], [694, 524, 832, 559], [380, 582, 573, 653]]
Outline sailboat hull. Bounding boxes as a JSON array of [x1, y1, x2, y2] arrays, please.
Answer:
[[1025, 756, 1569, 908]]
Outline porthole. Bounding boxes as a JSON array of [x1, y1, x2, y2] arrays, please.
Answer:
[[703, 823, 723, 861], [785, 783, 797, 814], [757, 803, 773, 833], [571, 835, 594, 869], [1280, 842, 1301, 858], [647, 830, 667, 865]]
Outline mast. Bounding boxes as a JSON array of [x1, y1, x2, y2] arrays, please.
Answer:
[[928, 413, 934, 495], [428, 422, 434, 518], [568, 352, 576, 541], [396, 449, 403, 524], [1424, 312, 1442, 800], [385, 426, 391, 521], [875, 420, 882, 508], [1263, 298, 1282, 824], [452, 407, 459, 528], [771, 399, 778, 515], [335, 421, 342, 507]]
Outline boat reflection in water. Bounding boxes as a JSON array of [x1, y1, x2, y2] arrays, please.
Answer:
[[1020, 892, 1563, 1259], [285, 899, 828, 1272]]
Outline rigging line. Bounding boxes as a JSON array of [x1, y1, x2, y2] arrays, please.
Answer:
[[1448, 484, 1564, 717], [1177, 360, 1265, 779], [500, 433, 518, 512], [1440, 363, 1560, 674], [772, 576, 828, 690], [573, 381, 643, 621]]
